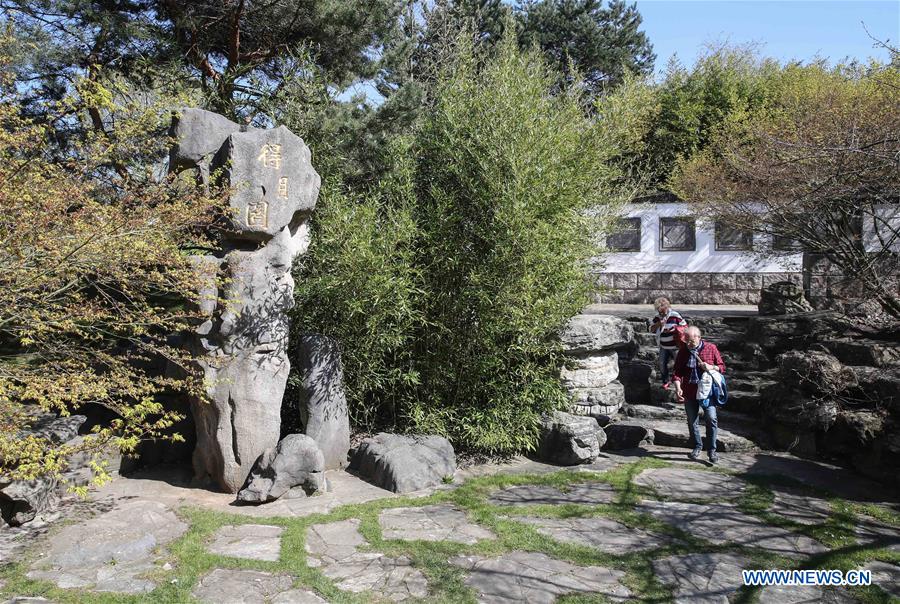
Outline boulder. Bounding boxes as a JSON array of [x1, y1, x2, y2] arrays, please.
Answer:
[[561, 315, 633, 355], [822, 338, 900, 368], [603, 422, 654, 450], [758, 281, 813, 316], [294, 334, 351, 470], [776, 349, 856, 396], [237, 434, 325, 503], [168, 108, 240, 178], [350, 433, 456, 493], [538, 412, 603, 465], [560, 352, 618, 389], [0, 414, 87, 526]]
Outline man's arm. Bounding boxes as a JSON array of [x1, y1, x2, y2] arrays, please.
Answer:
[[714, 346, 726, 374]]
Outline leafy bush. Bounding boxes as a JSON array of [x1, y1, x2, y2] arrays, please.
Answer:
[[293, 32, 648, 455]]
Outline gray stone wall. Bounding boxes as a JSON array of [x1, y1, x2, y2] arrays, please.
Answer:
[[593, 272, 802, 305], [804, 253, 900, 310]]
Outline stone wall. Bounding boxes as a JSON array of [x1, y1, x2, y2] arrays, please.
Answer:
[[594, 272, 802, 305], [804, 253, 900, 311]]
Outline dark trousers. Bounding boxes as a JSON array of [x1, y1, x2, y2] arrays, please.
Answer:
[[684, 399, 718, 452]]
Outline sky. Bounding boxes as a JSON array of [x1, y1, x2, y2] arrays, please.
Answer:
[[635, 0, 899, 73]]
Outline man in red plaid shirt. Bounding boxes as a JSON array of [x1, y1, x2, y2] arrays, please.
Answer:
[[673, 326, 726, 464]]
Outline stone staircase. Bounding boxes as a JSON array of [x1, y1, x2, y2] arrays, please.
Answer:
[[605, 314, 772, 451]]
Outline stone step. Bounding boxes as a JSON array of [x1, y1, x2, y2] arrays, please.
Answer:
[[604, 418, 757, 452], [724, 390, 763, 414], [634, 332, 658, 347]]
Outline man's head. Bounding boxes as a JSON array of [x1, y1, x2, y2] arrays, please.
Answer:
[[653, 296, 671, 315], [684, 326, 702, 348]]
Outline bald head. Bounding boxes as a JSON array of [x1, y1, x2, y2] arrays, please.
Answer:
[[684, 325, 702, 348]]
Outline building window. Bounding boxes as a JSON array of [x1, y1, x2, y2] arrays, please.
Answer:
[[606, 217, 641, 252], [772, 233, 803, 251], [659, 217, 696, 251], [715, 222, 753, 251]]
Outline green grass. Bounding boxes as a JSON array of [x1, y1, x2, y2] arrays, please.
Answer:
[[1, 457, 897, 603]]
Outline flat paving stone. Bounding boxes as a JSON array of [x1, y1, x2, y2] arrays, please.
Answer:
[[515, 516, 672, 553], [757, 584, 856, 603], [637, 500, 827, 557], [27, 500, 187, 594], [633, 468, 747, 500], [652, 552, 749, 603], [191, 568, 325, 603], [488, 482, 615, 506], [769, 488, 832, 526], [379, 504, 495, 545], [855, 516, 900, 551], [208, 524, 283, 561], [305, 518, 428, 601], [450, 551, 630, 603], [866, 561, 900, 598]]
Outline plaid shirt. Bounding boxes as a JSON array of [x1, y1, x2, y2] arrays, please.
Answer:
[[673, 341, 726, 400]]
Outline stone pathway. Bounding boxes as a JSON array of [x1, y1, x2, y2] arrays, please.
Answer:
[[633, 467, 747, 500], [450, 551, 631, 603], [305, 518, 428, 601], [636, 500, 828, 556], [488, 482, 616, 506], [379, 504, 495, 544], [208, 524, 283, 561], [192, 569, 325, 603], [4, 446, 900, 603], [26, 500, 187, 594], [515, 515, 672, 553]]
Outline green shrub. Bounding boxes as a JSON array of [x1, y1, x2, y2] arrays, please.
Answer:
[[293, 31, 649, 455]]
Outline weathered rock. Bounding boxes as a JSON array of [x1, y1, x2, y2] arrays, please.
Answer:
[[207, 524, 284, 561], [570, 381, 625, 417], [379, 504, 495, 545], [450, 551, 631, 603], [560, 352, 618, 389], [350, 433, 456, 493], [602, 422, 653, 450], [561, 315, 633, 355], [538, 412, 603, 465], [294, 334, 351, 470], [168, 108, 240, 178], [27, 501, 188, 594], [0, 415, 87, 526], [172, 111, 320, 494], [777, 349, 855, 396], [758, 281, 813, 316], [625, 403, 682, 420], [237, 434, 325, 503], [823, 338, 900, 368], [647, 419, 757, 452]]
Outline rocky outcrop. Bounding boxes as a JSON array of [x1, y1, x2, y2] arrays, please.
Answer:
[[350, 433, 456, 493], [758, 281, 813, 315], [0, 414, 89, 526], [294, 334, 351, 470], [170, 108, 320, 493], [538, 411, 605, 465], [237, 434, 326, 503], [560, 315, 632, 417]]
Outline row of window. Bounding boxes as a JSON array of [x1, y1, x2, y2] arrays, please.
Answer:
[[607, 217, 800, 252]]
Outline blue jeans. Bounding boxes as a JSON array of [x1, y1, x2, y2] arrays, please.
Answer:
[[659, 347, 677, 383], [685, 399, 718, 452]]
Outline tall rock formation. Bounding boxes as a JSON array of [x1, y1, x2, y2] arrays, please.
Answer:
[[169, 109, 320, 492]]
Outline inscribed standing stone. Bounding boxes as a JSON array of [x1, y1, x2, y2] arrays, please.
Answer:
[[171, 109, 321, 493]]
